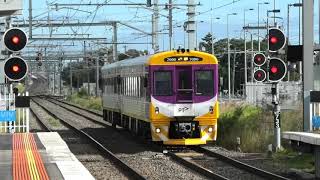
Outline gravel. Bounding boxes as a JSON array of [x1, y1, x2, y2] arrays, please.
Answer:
[[34, 97, 209, 180], [31, 98, 128, 180]]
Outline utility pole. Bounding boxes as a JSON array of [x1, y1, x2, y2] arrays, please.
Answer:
[[59, 57, 62, 95], [28, 0, 32, 39], [303, 0, 314, 131], [112, 22, 118, 62], [84, 41, 90, 95], [123, 45, 127, 53], [96, 53, 99, 97], [232, 49, 236, 97], [70, 59, 73, 95], [152, 0, 159, 53], [168, 0, 173, 50], [187, 0, 196, 50], [251, 34, 254, 82]]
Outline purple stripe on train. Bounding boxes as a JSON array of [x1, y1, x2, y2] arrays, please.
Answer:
[[149, 64, 218, 104]]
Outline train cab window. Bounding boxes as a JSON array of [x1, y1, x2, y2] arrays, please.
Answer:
[[195, 70, 214, 96], [154, 71, 172, 96]]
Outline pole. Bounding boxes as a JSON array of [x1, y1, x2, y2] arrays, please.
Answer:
[[244, 10, 247, 96], [53, 63, 56, 94], [287, 4, 290, 81], [29, 0, 32, 39], [251, 34, 254, 82], [211, 16, 214, 54], [258, 3, 260, 52], [272, 83, 281, 151], [112, 22, 118, 62], [84, 41, 90, 95], [169, 0, 173, 50], [96, 54, 99, 97], [152, 0, 159, 52], [187, 0, 196, 50], [299, 0, 302, 81], [303, 0, 314, 132], [227, 15, 231, 100], [70, 60, 73, 95], [59, 58, 62, 95], [232, 49, 236, 97]]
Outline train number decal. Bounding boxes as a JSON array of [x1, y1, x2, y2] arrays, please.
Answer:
[[164, 56, 203, 62]]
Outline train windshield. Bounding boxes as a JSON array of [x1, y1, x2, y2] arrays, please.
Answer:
[[154, 71, 172, 96], [195, 70, 214, 96]]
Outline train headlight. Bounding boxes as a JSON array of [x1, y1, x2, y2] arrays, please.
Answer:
[[155, 128, 161, 133], [208, 127, 213, 133], [155, 107, 159, 114], [209, 106, 214, 114]]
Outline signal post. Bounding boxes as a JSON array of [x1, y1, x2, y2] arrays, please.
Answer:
[[253, 28, 287, 151]]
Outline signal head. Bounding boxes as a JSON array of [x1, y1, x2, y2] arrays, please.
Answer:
[[268, 58, 287, 82], [268, 28, 286, 52], [253, 53, 266, 66], [254, 69, 266, 82], [4, 57, 28, 81], [3, 28, 28, 52]]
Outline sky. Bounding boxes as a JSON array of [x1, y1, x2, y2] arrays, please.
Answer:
[[11, 0, 320, 55]]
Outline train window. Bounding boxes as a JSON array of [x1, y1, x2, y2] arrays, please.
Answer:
[[154, 71, 172, 96], [195, 70, 214, 96]]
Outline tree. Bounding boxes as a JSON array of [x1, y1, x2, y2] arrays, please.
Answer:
[[199, 34, 268, 95]]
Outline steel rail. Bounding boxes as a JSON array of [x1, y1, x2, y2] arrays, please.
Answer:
[[193, 147, 290, 180], [31, 98, 146, 180], [167, 151, 229, 180]]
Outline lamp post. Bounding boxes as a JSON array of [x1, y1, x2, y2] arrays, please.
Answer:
[[211, 17, 220, 55], [258, 2, 269, 52], [196, 20, 204, 50], [244, 8, 254, 97], [227, 12, 237, 100]]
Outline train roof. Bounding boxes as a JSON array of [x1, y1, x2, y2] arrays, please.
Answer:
[[101, 55, 152, 71], [101, 50, 218, 71]]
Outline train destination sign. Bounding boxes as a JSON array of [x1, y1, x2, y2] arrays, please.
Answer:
[[164, 56, 203, 62]]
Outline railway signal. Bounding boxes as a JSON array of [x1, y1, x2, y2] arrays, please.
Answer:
[[2, 28, 29, 81], [268, 28, 286, 52], [3, 28, 28, 52], [253, 53, 267, 82], [268, 58, 287, 82], [4, 57, 28, 81]]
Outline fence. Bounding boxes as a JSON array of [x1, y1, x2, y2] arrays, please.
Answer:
[[0, 84, 29, 133]]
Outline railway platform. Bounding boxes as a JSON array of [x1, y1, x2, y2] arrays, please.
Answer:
[[0, 132, 94, 180], [283, 131, 320, 178]]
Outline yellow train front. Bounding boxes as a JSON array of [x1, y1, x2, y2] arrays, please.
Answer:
[[101, 50, 219, 145]]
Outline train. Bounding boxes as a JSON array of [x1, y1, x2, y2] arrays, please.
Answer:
[[101, 49, 219, 145]]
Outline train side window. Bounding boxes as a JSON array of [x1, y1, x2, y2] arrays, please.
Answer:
[[154, 71, 172, 96], [195, 70, 214, 96]]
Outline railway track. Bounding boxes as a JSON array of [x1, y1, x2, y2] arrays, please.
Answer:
[[167, 147, 290, 180], [32, 97, 209, 180], [45, 96, 292, 180], [31, 98, 146, 180]]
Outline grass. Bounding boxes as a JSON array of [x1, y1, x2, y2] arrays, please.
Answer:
[[217, 102, 303, 153], [66, 88, 102, 111], [272, 149, 315, 173], [47, 117, 61, 127]]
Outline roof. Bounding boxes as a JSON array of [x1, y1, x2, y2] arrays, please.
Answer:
[[101, 55, 152, 71]]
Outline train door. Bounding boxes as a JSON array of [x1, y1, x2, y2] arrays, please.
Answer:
[[176, 66, 193, 103]]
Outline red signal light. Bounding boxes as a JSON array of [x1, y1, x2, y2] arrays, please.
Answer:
[[12, 36, 20, 44], [268, 28, 286, 52], [12, 65, 20, 72], [254, 69, 266, 82], [268, 58, 287, 82], [270, 66, 278, 74], [253, 53, 266, 66], [270, 36, 278, 44], [3, 28, 28, 52]]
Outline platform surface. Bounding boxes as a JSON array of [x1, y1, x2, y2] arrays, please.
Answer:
[[283, 131, 320, 145], [0, 132, 95, 180]]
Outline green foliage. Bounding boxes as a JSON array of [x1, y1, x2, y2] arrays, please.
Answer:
[[272, 149, 314, 173], [67, 92, 102, 111], [15, 83, 25, 93], [217, 104, 303, 152], [78, 88, 88, 97]]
